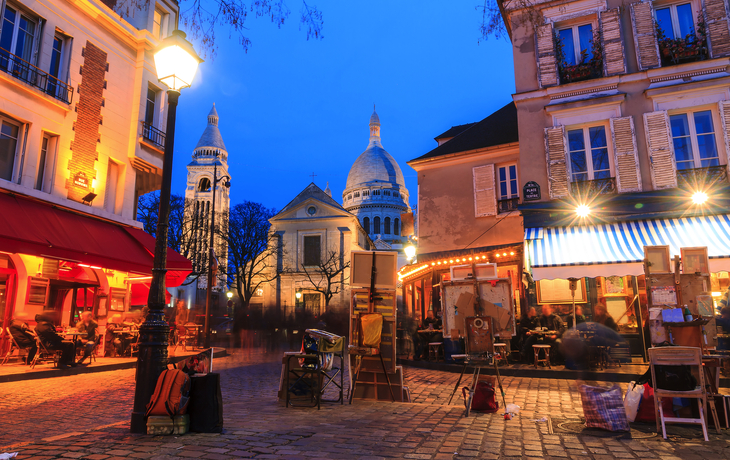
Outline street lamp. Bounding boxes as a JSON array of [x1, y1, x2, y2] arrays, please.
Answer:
[[130, 30, 201, 434], [204, 156, 230, 349], [226, 291, 233, 300], [404, 244, 416, 262]]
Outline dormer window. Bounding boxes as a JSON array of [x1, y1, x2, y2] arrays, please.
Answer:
[[363, 190, 370, 196], [373, 190, 380, 195], [354, 191, 360, 197]]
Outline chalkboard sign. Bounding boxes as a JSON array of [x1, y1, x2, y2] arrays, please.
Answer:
[[523, 181, 540, 201]]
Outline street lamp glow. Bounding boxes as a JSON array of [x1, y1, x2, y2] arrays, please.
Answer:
[[692, 191, 708, 205], [295, 291, 302, 300], [404, 244, 417, 261], [154, 30, 202, 91], [226, 291, 233, 299], [576, 204, 591, 218]]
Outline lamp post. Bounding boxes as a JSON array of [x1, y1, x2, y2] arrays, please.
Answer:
[[130, 30, 201, 434], [204, 158, 230, 349]]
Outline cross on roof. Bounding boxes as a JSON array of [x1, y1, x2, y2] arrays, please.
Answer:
[[310, 172, 317, 181]]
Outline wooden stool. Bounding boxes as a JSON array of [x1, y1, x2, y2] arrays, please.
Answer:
[[493, 343, 508, 366], [428, 342, 443, 361], [533, 344, 551, 369]]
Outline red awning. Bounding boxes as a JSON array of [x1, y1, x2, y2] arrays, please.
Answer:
[[0, 192, 192, 282], [130, 281, 171, 306], [124, 227, 190, 287]]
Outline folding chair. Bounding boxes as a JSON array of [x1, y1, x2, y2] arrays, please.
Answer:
[[1, 328, 29, 365], [30, 336, 60, 369], [348, 312, 395, 403], [173, 325, 196, 352], [649, 346, 720, 441]]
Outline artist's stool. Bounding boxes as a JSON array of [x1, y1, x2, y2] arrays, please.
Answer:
[[493, 343, 508, 366], [533, 344, 551, 369], [428, 342, 443, 361]]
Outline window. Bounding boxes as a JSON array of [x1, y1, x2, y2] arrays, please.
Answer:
[[354, 191, 360, 197], [1, 5, 38, 67], [303, 235, 321, 266], [363, 190, 369, 196], [0, 118, 20, 182], [656, 3, 695, 40], [307, 206, 316, 216], [384, 190, 391, 196], [363, 217, 370, 234], [145, 87, 157, 126], [384, 217, 391, 234], [303, 293, 321, 316], [347, 194, 352, 200], [104, 160, 120, 213], [35, 133, 56, 192], [558, 24, 594, 66], [394, 218, 400, 236], [393, 191, 399, 197], [567, 126, 611, 181], [670, 110, 719, 170], [198, 177, 211, 192], [46, 33, 68, 100], [374, 217, 381, 234], [153, 9, 163, 39], [498, 165, 518, 199], [373, 190, 380, 195]]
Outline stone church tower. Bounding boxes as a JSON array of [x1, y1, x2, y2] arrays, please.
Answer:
[[184, 104, 230, 287]]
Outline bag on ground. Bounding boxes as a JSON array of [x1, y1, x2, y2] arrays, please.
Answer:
[[145, 369, 191, 418], [462, 381, 498, 413], [635, 382, 674, 423], [578, 384, 630, 432], [188, 372, 224, 433], [623, 381, 644, 422]]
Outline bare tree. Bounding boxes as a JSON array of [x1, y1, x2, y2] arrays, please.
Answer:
[[220, 201, 281, 308], [477, 0, 542, 42], [299, 249, 350, 308]]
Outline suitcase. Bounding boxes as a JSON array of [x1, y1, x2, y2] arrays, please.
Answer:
[[188, 373, 223, 433], [146, 414, 189, 435]]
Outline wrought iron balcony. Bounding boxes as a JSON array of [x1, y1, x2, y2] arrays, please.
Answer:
[[570, 177, 617, 196], [676, 165, 728, 189], [0, 47, 73, 104], [141, 121, 166, 150], [498, 197, 520, 213]]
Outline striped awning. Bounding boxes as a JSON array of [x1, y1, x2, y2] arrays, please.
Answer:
[[525, 215, 730, 280]]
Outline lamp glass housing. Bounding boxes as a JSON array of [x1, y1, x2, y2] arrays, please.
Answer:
[[154, 30, 202, 91], [404, 245, 417, 260]]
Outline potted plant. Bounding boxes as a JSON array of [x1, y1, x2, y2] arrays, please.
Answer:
[[555, 29, 604, 84], [656, 12, 707, 66]]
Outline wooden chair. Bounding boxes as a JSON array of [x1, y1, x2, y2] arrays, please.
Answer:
[[649, 346, 719, 441], [348, 312, 395, 403]]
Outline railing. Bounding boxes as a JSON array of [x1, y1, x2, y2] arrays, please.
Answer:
[[497, 197, 520, 213], [0, 47, 73, 104], [677, 165, 728, 188], [141, 121, 166, 150], [570, 177, 617, 195]]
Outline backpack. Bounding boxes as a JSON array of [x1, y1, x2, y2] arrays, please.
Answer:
[[145, 369, 191, 419], [463, 381, 499, 413]]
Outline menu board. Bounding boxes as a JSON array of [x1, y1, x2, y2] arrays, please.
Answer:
[[537, 278, 587, 304]]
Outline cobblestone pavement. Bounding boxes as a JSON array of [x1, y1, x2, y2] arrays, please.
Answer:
[[2, 348, 730, 459]]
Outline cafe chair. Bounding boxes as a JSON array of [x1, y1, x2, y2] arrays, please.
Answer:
[[493, 343, 508, 366], [173, 325, 195, 352], [1, 328, 29, 365], [533, 344, 551, 369], [348, 313, 395, 403], [649, 346, 718, 441], [428, 342, 444, 361], [30, 337, 60, 369]]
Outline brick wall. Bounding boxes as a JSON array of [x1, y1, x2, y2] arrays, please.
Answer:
[[66, 41, 107, 203]]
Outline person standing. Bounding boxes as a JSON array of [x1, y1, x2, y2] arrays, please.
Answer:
[[75, 311, 98, 364]]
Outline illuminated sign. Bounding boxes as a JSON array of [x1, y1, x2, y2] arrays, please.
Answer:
[[73, 172, 89, 188]]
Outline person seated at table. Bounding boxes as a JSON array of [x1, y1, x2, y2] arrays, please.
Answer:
[[566, 306, 587, 329], [8, 314, 38, 365], [75, 311, 98, 364], [716, 307, 730, 351], [518, 307, 539, 358], [415, 310, 443, 360], [104, 314, 125, 357], [522, 304, 566, 364], [593, 299, 618, 332], [35, 313, 76, 368]]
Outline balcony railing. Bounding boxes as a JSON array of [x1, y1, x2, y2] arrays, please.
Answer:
[[498, 197, 520, 213], [141, 121, 166, 150], [677, 165, 728, 188], [570, 177, 617, 196], [0, 47, 73, 104]]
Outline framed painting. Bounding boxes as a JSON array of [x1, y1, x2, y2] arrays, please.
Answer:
[[536, 278, 587, 304], [645, 245, 671, 274], [681, 247, 709, 275]]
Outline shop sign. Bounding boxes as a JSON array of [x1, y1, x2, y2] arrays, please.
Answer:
[[523, 181, 540, 201], [73, 172, 89, 189]]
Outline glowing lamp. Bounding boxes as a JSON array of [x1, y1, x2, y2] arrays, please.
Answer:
[[692, 191, 708, 205], [404, 244, 417, 261], [154, 30, 203, 91], [295, 291, 302, 300], [576, 204, 591, 217], [226, 291, 233, 299]]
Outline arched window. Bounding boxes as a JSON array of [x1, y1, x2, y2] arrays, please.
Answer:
[[198, 177, 211, 192], [363, 217, 370, 234], [354, 192, 360, 197], [384, 217, 391, 234], [394, 218, 400, 236], [374, 217, 381, 234]]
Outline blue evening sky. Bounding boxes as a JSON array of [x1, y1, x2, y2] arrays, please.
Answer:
[[169, 1, 516, 211]]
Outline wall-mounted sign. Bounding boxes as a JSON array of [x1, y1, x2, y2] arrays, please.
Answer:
[[73, 172, 89, 188], [523, 181, 540, 201]]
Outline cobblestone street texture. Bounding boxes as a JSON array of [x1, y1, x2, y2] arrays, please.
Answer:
[[2, 347, 730, 459]]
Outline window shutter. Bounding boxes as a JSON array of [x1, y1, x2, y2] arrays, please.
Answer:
[[643, 111, 677, 190], [719, 101, 730, 177], [473, 164, 497, 217], [611, 116, 642, 193], [704, 0, 730, 57], [630, 1, 660, 70], [600, 8, 626, 76], [536, 23, 558, 88], [545, 126, 571, 199]]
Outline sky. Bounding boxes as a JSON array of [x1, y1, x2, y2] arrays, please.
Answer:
[[168, 0, 516, 211]]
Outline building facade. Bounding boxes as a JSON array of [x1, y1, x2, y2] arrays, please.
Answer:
[[399, 103, 524, 323], [0, 0, 190, 352], [502, 0, 730, 351]]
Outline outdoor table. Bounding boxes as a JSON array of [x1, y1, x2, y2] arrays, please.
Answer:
[[63, 331, 87, 340], [417, 329, 442, 334]]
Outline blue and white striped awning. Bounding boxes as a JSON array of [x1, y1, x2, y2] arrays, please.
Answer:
[[524, 215, 730, 280]]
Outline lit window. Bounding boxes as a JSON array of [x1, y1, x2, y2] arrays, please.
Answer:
[[656, 3, 695, 40], [558, 24, 593, 66], [35, 134, 57, 192], [670, 110, 719, 170], [0, 118, 20, 182], [1, 5, 39, 66], [568, 126, 610, 182], [498, 165, 518, 199]]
